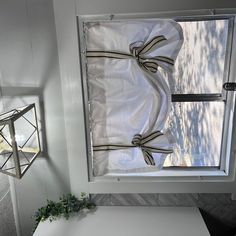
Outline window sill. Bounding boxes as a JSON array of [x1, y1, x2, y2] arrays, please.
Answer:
[[104, 169, 228, 177]]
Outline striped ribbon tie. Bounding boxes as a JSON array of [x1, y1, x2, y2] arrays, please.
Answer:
[[93, 131, 173, 166], [86, 35, 174, 73]]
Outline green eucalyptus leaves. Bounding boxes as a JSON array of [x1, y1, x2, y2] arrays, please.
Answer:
[[33, 193, 95, 231]]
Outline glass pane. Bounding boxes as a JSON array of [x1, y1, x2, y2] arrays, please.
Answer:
[[0, 124, 12, 151], [168, 19, 229, 94], [164, 101, 224, 167], [0, 109, 18, 121], [14, 106, 40, 168]]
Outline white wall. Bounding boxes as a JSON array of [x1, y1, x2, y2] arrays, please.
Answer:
[[53, 0, 89, 196], [76, 0, 236, 15], [0, 0, 70, 235]]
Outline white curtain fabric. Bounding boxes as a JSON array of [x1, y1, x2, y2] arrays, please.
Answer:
[[85, 19, 183, 176]]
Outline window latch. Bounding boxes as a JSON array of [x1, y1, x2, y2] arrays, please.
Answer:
[[223, 83, 236, 91]]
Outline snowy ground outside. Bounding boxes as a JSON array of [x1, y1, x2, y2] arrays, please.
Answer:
[[164, 19, 229, 167]]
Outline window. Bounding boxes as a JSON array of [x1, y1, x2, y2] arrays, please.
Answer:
[[163, 18, 234, 174], [79, 13, 236, 184]]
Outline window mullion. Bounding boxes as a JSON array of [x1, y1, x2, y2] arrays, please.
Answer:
[[171, 93, 224, 102]]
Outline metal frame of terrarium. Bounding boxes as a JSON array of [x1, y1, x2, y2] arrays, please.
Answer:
[[0, 104, 41, 179]]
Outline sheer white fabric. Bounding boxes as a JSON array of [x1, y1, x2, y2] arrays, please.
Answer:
[[85, 19, 183, 176]]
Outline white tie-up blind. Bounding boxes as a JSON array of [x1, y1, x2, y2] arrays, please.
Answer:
[[84, 19, 183, 176]]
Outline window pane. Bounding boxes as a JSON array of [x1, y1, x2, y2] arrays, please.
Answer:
[[168, 19, 229, 94], [164, 101, 224, 167]]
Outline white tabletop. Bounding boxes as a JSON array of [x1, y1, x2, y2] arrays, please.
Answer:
[[34, 206, 210, 236]]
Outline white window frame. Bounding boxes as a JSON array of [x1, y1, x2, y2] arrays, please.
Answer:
[[54, 6, 236, 194], [78, 10, 236, 182]]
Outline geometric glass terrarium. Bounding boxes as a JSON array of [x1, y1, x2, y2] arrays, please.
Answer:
[[0, 104, 41, 179]]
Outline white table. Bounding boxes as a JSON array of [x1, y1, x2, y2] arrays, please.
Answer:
[[34, 206, 210, 236]]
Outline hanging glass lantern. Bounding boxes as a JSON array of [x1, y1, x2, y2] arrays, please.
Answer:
[[0, 104, 41, 179]]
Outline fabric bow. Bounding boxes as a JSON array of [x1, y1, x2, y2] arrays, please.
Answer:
[[93, 131, 173, 166], [86, 35, 174, 73], [129, 36, 174, 73]]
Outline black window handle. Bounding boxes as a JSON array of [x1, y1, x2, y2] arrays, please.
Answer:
[[223, 83, 236, 91]]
